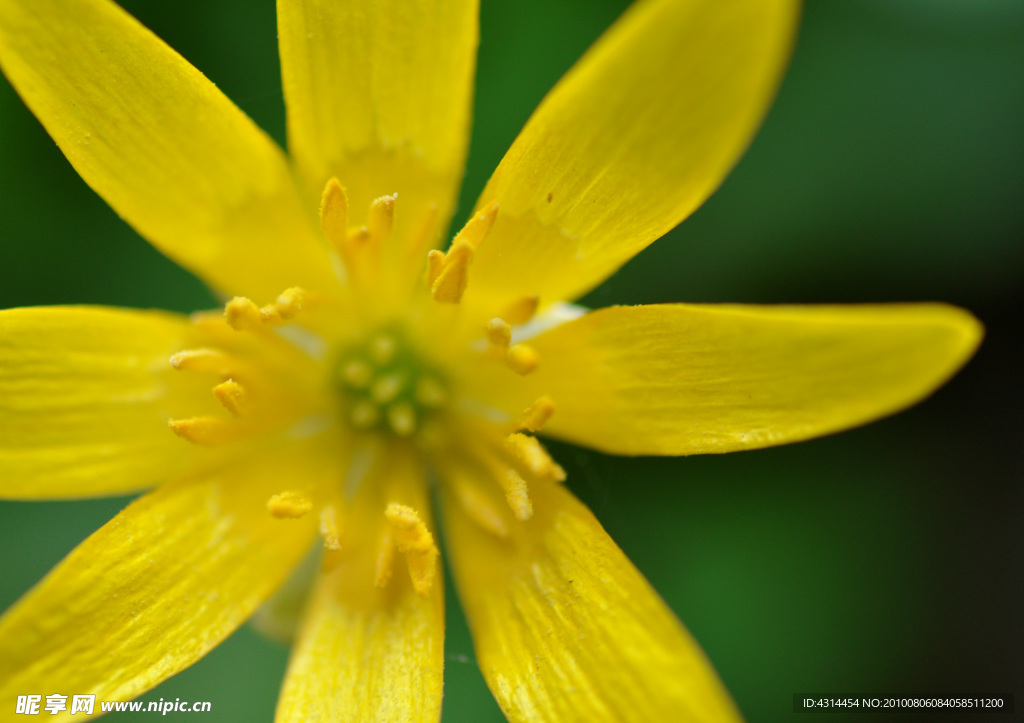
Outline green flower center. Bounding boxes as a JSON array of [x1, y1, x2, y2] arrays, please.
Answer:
[[335, 330, 448, 438]]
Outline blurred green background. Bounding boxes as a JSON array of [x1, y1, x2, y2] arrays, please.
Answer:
[[1, 0, 1021, 721]]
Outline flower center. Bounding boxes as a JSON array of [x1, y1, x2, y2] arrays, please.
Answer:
[[334, 329, 448, 438]]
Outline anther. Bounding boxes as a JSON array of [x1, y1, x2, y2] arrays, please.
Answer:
[[266, 490, 314, 519], [414, 377, 447, 407], [485, 318, 512, 349], [505, 344, 539, 375], [370, 373, 404, 404], [212, 379, 247, 416], [341, 359, 373, 388], [224, 296, 263, 331], [517, 396, 555, 432], [387, 402, 417, 437], [501, 295, 540, 325], [265, 287, 306, 322], [168, 416, 238, 445], [319, 178, 350, 254], [505, 433, 566, 482], [425, 250, 445, 287], [500, 469, 533, 521], [367, 194, 396, 243], [169, 348, 230, 373], [431, 241, 473, 303], [384, 503, 439, 597], [453, 201, 499, 249]]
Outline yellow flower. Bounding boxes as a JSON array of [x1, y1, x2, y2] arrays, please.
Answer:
[[0, 0, 981, 721]]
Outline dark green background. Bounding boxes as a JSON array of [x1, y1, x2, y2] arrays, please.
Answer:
[[1, 1, 1021, 721]]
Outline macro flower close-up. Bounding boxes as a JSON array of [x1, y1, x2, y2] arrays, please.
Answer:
[[0, 0, 1001, 721]]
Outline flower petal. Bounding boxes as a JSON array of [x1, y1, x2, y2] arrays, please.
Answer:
[[464, 0, 798, 313], [0, 306, 211, 499], [475, 303, 982, 456], [278, 0, 478, 248], [276, 447, 443, 722], [442, 477, 741, 722], [0, 0, 336, 300], [0, 439, 325, 704]]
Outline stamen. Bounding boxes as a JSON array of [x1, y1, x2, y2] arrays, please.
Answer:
[[224, 296, 263, 331], [266, 490, 314, 519], [168, 416, 238, 445], [452, 201, 499, 249], [169, 348, 230, 373], [319, 504, 342, 550], [501, 295, 540, 325], [212, 379, 247, 416], [384, 503, 438, 597], [367, 194, 396, 243], [517, 396, 555, 432], [431, 241, 473, 303], [319, 178, 350, 255], [500, 469, 533, 521], [505, 432, 567, 482], [261, 287, 306, 323], [485, 318, 512, 349], [374, 529, 395, 588], [387, 402, 417, 437], [425, 250, 445, 287], [505, 343, 539, 375], [450, 473, 509, 538]]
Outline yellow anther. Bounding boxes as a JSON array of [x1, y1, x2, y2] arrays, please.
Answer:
[[501, 295, 540, 325], [367, 194, 396, 242], [485, 317, 512, 349], [169, 348, 230, 373], [212, 379, 247, 416], [342, 359, 373, 388], [270, 287, 306, 321], [453, 201, 499, 249], [425, 249, 445, 287], [319, 178, 350, 253], [431, 241, 473, 303], [319, 504, 342, 551], [371, 373, 404, 404], [505, 344, 539, 375], [517, 396, 555, 432], [350, 400, 381, 429], [414, 377, 447, 407], [368, 334, 397, 365], [168, 416, 237, 445], [266, 490, 314, 519], [499, 469, 533, 521], [374, 529, 395, 588], [505, 433, 567, 482], [451, 475, 509, 538], [384, 503, 438, 597], [348, 225, 371, 247], [387, 402, 417, 437], [224, 296, 263, 331]]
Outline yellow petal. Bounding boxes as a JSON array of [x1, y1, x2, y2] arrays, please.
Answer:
[[0, 439, 325, 704], [278, 0, 478, 253], [475, 303, 982, 456], [0, 0, 337, 300], [464, 0, 799, 313], [443, 478, 741, 722], [276, 447, 443, 723], [0, 306, 211, 499]]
